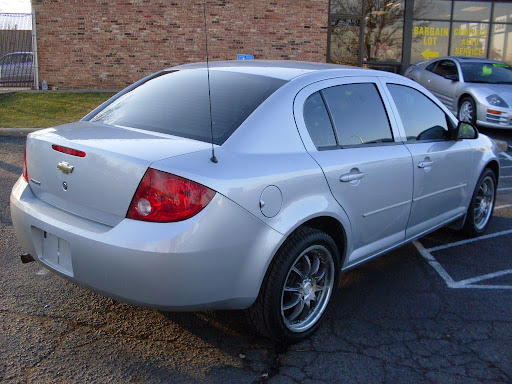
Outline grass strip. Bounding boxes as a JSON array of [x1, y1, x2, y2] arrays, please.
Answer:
[[0, 92, 116, 128]]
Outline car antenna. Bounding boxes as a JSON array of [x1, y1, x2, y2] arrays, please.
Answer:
[[203, 0, 218, 163]]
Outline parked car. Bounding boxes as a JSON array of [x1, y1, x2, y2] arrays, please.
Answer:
[[405, 56, 512, 129], [0, 51, 33, 86], [11, 61, 499, 343]]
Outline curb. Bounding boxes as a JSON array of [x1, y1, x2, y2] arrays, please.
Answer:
[[0, 128, 43, 137]]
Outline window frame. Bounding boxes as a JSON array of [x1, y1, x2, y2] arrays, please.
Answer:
[[378, 78, 458, 144], [295, 76, 403, 153]]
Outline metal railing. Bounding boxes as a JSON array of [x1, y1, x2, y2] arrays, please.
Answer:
[[0, 12, 36, 88]]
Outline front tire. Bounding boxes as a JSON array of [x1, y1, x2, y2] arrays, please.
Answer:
[[463, 168, 497, 236], [458, 96, 477, 125], [247, 227, 339, 343]]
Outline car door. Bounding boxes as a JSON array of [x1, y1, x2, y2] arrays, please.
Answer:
[[380, 78, 473, 239], [424, 59, 459, 113], [294, 77, 414, 265]]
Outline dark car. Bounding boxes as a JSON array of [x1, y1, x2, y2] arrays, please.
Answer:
[[0, 51, 33, 86]]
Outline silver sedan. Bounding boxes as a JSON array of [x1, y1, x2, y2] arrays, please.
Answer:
[[405, 56, 512, 129], [11, 61, 500, 343]]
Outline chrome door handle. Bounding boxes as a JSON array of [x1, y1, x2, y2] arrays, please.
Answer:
[[340, 172, 365, 182], [418, 161, 433, 168]]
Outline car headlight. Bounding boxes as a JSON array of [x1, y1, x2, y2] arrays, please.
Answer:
[[486, 94, 509, 108]]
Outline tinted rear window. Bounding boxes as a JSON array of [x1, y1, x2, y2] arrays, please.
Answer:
[[90, 70, 287, 145]]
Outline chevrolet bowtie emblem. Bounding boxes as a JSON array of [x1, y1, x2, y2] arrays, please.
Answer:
[[57, 161, 74, 175]]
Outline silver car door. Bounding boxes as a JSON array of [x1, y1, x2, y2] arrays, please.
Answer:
[[294, 77, 413, 265], [381, 77, 473, 239], [425, 59, 459, 112]]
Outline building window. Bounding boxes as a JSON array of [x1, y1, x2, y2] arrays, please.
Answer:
[[328, 0, 404, 73], [412, 0, 511, 64], [329, 1, 512, 73]]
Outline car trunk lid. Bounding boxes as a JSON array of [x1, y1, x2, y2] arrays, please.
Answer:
[[26, 122, 211, 226]]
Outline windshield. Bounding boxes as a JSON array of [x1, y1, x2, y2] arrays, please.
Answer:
[[460, 62, 512, 84], [89, 69, 286, 145]]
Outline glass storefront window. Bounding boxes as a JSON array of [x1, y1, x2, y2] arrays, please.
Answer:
[[411, 21, 450, 63], [414, 0, 452, 20], [453, 1, 491, 22], [330, 1, 512, 68], [490, 23, 512, 63], [450, 21, 489, 57], [365, 0, 404, 62], [493, 3, 512, 23], [330, 18, 361, 65], [330, 0, 363, 16]]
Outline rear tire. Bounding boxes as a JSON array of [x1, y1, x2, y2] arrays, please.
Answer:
[[463, 168, 497, 237], [247, 227, 339, 344]]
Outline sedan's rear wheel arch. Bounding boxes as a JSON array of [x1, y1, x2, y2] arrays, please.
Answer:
[[301, 216, 347, 267], [246, 220, 345, 342]]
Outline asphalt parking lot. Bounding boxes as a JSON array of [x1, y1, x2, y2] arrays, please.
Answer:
[[1, 132, 511, 383]]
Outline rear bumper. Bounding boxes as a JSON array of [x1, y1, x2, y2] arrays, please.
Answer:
[[10, 177, 283, 311]]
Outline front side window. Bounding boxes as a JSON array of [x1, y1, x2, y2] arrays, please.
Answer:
[[387, 84, 450, 141], [90, 70, 286, 145], [432, 60, 458, 78], [426, 62, 438, 72], [322, 83, 394, 146]]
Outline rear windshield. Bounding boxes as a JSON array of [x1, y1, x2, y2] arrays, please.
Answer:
[[89, 69, 287, 145]]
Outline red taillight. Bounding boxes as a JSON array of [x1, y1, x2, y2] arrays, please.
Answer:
[[52, 144, 86, 157], [23, 141, 29, 182], [127, 168, 216, 222]]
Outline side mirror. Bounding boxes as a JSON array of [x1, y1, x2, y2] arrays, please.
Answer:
[[456, 121, 478, 140], [444, 74, 459, 81]]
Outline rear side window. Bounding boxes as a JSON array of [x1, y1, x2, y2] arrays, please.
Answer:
[[387, 84, 450, 141], [90, 70, 286, 145], [303, 92, 337, 149], [322, 83, 394, 146]]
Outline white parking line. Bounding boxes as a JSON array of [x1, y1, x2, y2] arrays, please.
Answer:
[[414, 227, 512, 290], [428, 228, 512, 253], [500, 175, 512, 178], [414, 241, 456, 286], [495, 204, 512, 210], [498, 187, 512, 191], [502, 166, 512, 169], [501, 152, 512, 161]]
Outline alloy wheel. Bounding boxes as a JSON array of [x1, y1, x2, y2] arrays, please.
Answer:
[[474, 175, 495, 231], [281, 244, 335, 333], [459, 100, 474, 123]]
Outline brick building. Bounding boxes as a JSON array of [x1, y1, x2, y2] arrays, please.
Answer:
[[32, 0, 328, 89], [32, 0, 512, 89]]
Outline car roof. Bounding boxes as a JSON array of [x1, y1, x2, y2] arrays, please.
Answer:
[[169, 60, 401, 81], [3, 51, 32, 55], [445, 56, 505, 65]]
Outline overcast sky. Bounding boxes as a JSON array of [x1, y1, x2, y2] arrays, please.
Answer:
[[0, 0, 31, 13]]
